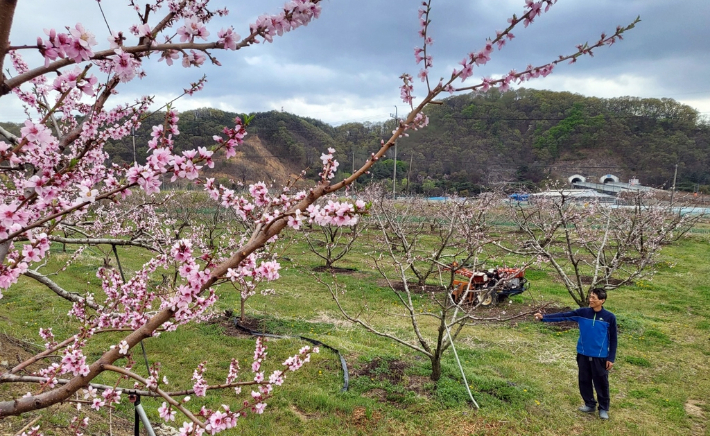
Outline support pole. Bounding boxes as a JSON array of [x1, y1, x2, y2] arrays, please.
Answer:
[[132, 395, 156, 436], [391, 106, 398, 199], [670, 163, 678, 205]]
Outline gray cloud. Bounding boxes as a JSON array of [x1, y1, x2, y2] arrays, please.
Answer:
[[4, 0, 709, 125]]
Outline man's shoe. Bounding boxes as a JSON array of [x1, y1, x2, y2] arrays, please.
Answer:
[[599, 410, 609, 420], [578, 405, 595, 413]]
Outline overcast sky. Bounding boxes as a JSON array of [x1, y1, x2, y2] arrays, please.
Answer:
[[5, 0, 710, 125]]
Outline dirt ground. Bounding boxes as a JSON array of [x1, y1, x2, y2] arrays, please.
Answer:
[[312, 266, 359, 274]]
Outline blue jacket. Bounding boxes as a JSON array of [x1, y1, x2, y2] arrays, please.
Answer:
[[542, 307, 618, 362]]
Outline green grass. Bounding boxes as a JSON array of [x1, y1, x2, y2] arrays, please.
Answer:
[[2, 228, 710, 435]]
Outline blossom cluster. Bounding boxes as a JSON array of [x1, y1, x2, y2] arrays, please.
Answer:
[[403, 0, 558, 107], [226, 253, 281, 301], [204, 148, 366, 233], [250, 0, 322, 43], [0, 92, 153, 291], [92, 256, 166, 330], [414, 2, 433, 84], [318, 147, 339, 181], [306, 199, 368, 227], [0, 232, 49, 292], [38, 24, 98, 66], [1, 0, 325, 297], [124, 110, 226, 196], [163, 240, 216, 325], [167, 338, 317, 436]]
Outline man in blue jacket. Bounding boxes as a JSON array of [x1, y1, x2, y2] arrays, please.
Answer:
[[534, 288, 617, 420]]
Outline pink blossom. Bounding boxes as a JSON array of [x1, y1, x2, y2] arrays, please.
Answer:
[[178, 422, 194, 436], [135, 23, 152, 39], [160, 49, 180, 66], [207, 411, 228, 434], [177, 18, 210, 43], [158, 402, 176, 421], [287, 210, 303, 230], [414, 47, 424, 64], [218, 27, 240, 50], [60, 348, 90, 377], [0, 202, 29, 229], [182, 50, 206, 68], [102, 388, 122, 405], [171, 240, 193, 262], [22, 245, 42, 262], [111, 48, 142, 82], [21, 120, 53, 145], [107, 31, 126, 49], [458, 60, 473, 82], [66, 23, 96, 61], [83, 386, 97, 400], [77, 185, 99, 203]]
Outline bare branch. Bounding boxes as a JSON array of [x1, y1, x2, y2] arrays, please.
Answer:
[[47, 236, 160, 252], [23, 269, 102, 310], [0, 124, 19, 145], [0, 374, 262, 398]]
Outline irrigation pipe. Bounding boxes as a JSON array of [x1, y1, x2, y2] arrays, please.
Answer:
[[233, 319, 350, 392], [131, 394, 156, 436], [445, 276, 480, 409], [443, 323, 479, 409]]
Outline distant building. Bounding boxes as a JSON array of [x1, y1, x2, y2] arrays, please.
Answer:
[[568, 174, 656, 196]]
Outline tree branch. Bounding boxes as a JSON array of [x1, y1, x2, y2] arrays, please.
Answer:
[[0, 374, 261, 398], [0, 0, 18, 80], [47, 236, 160, 252], [101, 364, 203, 427], [23, 269, 102, 310]]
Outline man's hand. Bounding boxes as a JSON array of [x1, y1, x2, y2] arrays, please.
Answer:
[[534, 312, 543, 321], [606, 360, 614, 371]]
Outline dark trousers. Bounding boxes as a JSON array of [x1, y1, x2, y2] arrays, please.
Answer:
[[576, 353, 610, 411]]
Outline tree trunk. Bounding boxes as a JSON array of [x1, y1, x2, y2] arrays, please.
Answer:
[[430, 355, 441, 381], [240, 298, 246, 323]]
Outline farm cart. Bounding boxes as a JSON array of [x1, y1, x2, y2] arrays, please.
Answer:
[[449, 265, 529, 306]]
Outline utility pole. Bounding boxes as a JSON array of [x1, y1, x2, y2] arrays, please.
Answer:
[[407, 154, 413, 195], [670, 163, 678, 205], [131, 126, 137, 165], [390, 105, 398, 199], [347, 131, 354, 174], [347, 130, 355, 190]]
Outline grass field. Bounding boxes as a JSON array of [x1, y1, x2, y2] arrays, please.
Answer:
[[1, 224, 709, 436]]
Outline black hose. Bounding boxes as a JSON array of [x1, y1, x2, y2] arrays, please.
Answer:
[[113, 244, 151, 374], [298, 336, 349, 392], [233, 319, 349, 392]]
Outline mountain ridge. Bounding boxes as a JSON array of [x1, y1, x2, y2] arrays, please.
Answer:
[[2, 88, 708, 194]]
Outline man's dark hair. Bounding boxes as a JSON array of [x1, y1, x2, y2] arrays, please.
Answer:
[[590, 288, 607, 300]]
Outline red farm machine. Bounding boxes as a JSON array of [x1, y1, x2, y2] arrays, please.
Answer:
[[448, 263, 529, 306]]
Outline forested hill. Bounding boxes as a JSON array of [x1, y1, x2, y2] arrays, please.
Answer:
[[402, 88, 709, 193], [3, 88, 709, 194]]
